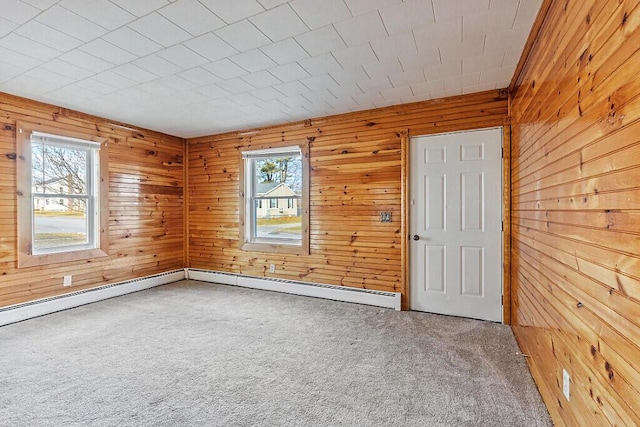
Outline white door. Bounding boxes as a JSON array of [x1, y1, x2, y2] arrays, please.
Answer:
[[409, 128, 503, 322]]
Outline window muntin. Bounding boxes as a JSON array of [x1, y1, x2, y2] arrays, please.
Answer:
[[240, 144, 309, 254]]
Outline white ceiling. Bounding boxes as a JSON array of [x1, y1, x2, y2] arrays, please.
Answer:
[[0, 0, 542, 138]]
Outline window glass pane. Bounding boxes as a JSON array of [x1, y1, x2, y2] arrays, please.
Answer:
[[31, 142, 88, 195], [250, 152, 303, 243], [33, 198, 88, 250]]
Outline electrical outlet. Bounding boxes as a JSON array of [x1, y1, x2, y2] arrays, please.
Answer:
[[562, 369, 570, 401], [63, 275, 73, 287], [269, 264, 275, 273], [380, 212, 392, 222]]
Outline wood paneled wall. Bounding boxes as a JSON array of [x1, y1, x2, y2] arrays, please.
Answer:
[[510, 0, 640, 425], [187, 90, 508, 306], [0, 93, 185, 308]]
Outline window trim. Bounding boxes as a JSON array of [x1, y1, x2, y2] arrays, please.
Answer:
[[16, 121, 109, 268], [239, 142, 309, 255]]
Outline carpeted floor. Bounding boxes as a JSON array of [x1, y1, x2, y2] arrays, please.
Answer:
[[0, 280, 551, 426]]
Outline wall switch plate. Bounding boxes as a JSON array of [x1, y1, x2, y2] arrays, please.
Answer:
[[380, 212, 392, 222], [562, 369, 570, 401], [269, 264, 275, 273], [63, 275, 73, 287]]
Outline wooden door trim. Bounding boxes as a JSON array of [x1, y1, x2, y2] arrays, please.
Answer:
[[400, 130, 410, 310]]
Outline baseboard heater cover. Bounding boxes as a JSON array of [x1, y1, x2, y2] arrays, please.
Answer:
[[186, 268, 401, 310], [0, 270, 185, 327]]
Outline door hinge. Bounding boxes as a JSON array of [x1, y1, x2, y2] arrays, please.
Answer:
[[501, 221, 504, 232], [501, 147, 504, 158]]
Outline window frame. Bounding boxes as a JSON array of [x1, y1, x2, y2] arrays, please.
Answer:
[[16, 121, 109, 268], [239, 142, 309, 255]]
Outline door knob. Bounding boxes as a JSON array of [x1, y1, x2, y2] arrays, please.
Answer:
[[413, 234, 420, 241]]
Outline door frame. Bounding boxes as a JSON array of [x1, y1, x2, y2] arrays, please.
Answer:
[[400, 121, 512, 324]]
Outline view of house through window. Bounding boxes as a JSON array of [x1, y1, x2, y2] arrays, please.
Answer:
[[243, 147, 303, 245], [30, 132, 100, 254]]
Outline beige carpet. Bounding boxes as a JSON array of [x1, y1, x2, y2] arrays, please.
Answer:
[[0, 280, 551, 426]]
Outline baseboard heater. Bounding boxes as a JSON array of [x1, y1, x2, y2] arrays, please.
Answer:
[[0, 270, 185, 327], [185, 268, 402, 311]]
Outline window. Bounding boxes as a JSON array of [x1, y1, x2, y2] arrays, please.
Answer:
[[16, 122, 109, 268], [240, 143, 309, 254]]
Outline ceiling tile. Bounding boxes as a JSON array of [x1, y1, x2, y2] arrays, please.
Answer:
[[414, 17, 462, 53], [159, 0, 226, 36], [195, 83, 232, 99], [356, 76, 392, 92], [80, 39, 136, 65], [439, 37, 485, 62], [109, 0, 171, 17], [112, 63, 159, 83], [58, 49, 113, 73], [0, 0, 40, 24], [362, 59, 402, 79], [199, 0, 265, 24], [463, 52, 505, 74], [155, 75, 199, 91], [73, 77, 118, 95], [343, 0, 399, 16], [35, 5, 108, 42], [290, 0, 351, 30], [102, 26, 163, 57], [183, 32, 238, 62], [24, 67, 75, 86], [260, 38, 309, 65], [15, 20, 83, 52], [0, 33, 61, 61], [294, 25, 346, 57], [217, 77, 255, 94], [268, 62, 310, 83], [298, 53, 343, 76], [388, 68, 425, 87], [1, 74, 62, 96], [333, 43, 377, 69], [251, 86, 281, 101], [379, 0, 435, 35], [241, 70, 281, 88], [46, 85, 101, 104], [40, 58, 93, 80], [20, 0, 58, 10], [229, 92, 261, 106], [300, 74, 339, 92], [514, 0, 544, 30], [352, 91, 385, 105], [411, 79, 444, 95], [425, 60, 462, 80], [214, 20, 271, 52], [0, 17, 18, 38], [0, 62, 27, 82], [129, 13, 192, 47], [250, 4, 309, 42], [397, 47, 440, 71], [178, 67, 221, 86], [230, 49, 276, 72], [134, 54, 183, 77], [329, 66, 368, 84], [203, 58, 249, 79], [463, 7, 517, 41], [432, 0, 490, 22], [157, 44, 209, 69], [327, 82, 362, 97], [479, 66, 515, 83], [256, 0, 289, 9], [370, 32, 417, 60], [380, 84, 413, 100], [334, 11, 387, 46], [92, 70, 137, 93], [274, 80, 308, 96], [59, 0, 135, 30]]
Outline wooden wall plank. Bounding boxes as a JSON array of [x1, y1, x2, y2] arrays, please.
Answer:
[[0, 93, 185, 307], [510, 0, 640, 424], [187, 91, 508, 309]]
